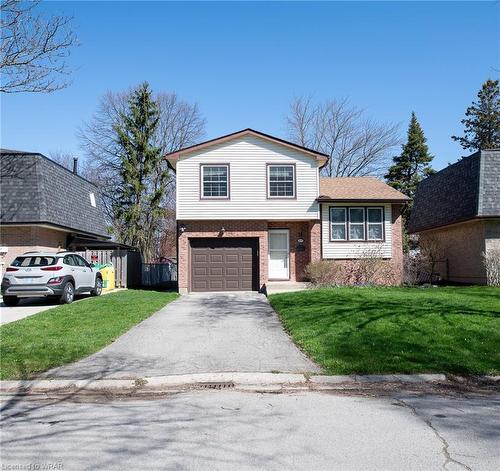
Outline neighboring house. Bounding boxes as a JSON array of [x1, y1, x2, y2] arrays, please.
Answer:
[[0, 149, 109, 273], [408, 149, 500, 284], [166, 129, 409, 293]]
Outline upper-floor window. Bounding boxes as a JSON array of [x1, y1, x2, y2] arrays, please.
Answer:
[[330, 206, 384, 241], [201, 164, 229, 199], [268, 164, 295, 198]]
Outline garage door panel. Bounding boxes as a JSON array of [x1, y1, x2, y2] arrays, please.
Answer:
[[193, 254, 208, 263], [190, 238, 258, 292]]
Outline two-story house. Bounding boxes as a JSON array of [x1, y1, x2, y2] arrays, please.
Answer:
[[167, 129, 409, 293]]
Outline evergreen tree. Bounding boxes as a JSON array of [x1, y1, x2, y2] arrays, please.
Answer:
[[113, 82, 169, 261], [385, 112, 434, 247], [452, 79, 500, 151], [386, 112, 434, 199]]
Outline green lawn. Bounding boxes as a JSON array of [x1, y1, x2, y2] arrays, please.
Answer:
[[0, 289, 178, 379], [269, 286, 500, 375]]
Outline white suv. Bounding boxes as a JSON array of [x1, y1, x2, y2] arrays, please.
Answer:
[[1, 252, 103, 306]]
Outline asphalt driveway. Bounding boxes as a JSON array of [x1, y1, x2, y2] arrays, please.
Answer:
[[46, 292, 319, 379]]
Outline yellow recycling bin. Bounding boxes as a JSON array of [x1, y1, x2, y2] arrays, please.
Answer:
[[98, 264, 115, 292]]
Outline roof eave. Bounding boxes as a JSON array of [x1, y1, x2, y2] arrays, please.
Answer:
[[163, 128, 329, 163], [316, 197, 410, 203]]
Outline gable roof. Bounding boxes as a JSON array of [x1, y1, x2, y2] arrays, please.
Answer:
[[408, 149, 500, 233], [0, 150, 109, 238], [165, 128, 329, 167], [318, 177, 410, 202]]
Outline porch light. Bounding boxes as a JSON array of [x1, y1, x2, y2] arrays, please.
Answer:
[[220, 226, 226, 233], [179, 223, 187, 233]]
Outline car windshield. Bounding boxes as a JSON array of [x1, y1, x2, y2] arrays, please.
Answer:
[[12, 256, 57, 267]]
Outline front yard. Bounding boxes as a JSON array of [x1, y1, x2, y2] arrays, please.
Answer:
[[0, 290, 178, 379], [269, 286, 500, 375]]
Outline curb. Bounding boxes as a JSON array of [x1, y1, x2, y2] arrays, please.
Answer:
[[0, 372, 469, 395]]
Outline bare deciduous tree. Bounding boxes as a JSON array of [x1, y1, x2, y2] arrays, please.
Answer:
[[1, 0, 77, 93], [47, 150, 94, 178], [286, 96, 400, 177], [78, 87, 205, 257]]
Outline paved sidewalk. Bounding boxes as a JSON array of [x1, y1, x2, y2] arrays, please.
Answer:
[[45, 292, 320, 379]]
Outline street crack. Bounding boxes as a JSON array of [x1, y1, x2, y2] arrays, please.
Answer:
[[394, 398, 473, 471]]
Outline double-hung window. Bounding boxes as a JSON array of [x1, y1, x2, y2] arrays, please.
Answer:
[[329, 206, 384, 241], [367, 207, 384, 241], [330, 208, 347, 240], [348, 208, 365, 241], [201, 165, 229, 198], [268, 165, 295, 198]]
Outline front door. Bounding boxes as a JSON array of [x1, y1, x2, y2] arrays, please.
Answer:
[[268, 229, 289, 280]]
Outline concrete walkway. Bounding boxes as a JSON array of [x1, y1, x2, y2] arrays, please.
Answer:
[[45, 292, 320, 379]]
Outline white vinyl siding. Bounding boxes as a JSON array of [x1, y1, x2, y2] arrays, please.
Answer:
[[322, 203, 393, 258], [176, 136, 320, 220]]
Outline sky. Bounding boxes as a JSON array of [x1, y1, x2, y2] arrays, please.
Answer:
[[2, 1, 499, 171]]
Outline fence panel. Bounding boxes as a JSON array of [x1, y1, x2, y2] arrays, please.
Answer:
[[141, 263, 177, 289], [75, 249, 135, 288]]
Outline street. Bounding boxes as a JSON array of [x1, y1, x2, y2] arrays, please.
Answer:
[[1, 390, 498, 471]]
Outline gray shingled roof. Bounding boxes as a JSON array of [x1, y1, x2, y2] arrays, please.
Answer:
[[408, 149, 500, 233], [1, 150, 109, 238]]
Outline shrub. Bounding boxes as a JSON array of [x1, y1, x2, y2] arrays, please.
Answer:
[[305, 248, 397, 287], [483, 249, 500, 286], [304, 260, 344, 287], [403, 252, 433, 285]]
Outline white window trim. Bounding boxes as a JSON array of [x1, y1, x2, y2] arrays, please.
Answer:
[[267, 164, 296, 199], [201, 164, 229, 199]]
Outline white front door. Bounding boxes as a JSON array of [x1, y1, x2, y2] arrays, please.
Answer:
[[268, 229, 289, 280]]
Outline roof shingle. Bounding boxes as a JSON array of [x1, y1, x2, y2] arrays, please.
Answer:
[[318, 177, 410, 202]]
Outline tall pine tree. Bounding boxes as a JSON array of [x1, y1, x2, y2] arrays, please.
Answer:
[[113, 82, 169, 261], [385, 112, 434, 245], [452, 79, 500, 151]]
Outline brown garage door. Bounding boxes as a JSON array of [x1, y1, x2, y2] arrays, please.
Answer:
[[190, 238, 259, 292]]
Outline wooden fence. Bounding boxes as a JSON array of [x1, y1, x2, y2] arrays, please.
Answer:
[[76, 249, 142, 288]]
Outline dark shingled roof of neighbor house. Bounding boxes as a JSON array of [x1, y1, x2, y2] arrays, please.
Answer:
[[0, 149, 109, 238], [408, 149, 500, 233]]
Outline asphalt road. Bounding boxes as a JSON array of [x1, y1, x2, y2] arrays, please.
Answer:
[[47, 293, 319, 379], [1, 391, 498, 470]]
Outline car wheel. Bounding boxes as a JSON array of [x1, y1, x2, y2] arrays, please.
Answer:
[[91, 277, 103, 296], [60, 282, 75, 304], [3, 296, 19, 307]]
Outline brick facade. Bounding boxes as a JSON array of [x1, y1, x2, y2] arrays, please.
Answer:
[[178, 206, 404, 292], [178, 220, 315, 293], [0, 226, 68, 275], [419, 219, 489, 284]]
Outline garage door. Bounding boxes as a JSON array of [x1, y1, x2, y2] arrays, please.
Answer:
[[190, 238, 259, 292]]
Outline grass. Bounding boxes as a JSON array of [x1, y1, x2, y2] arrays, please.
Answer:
[[269, 286, 500, 375], [0, 289, 178, 380]]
